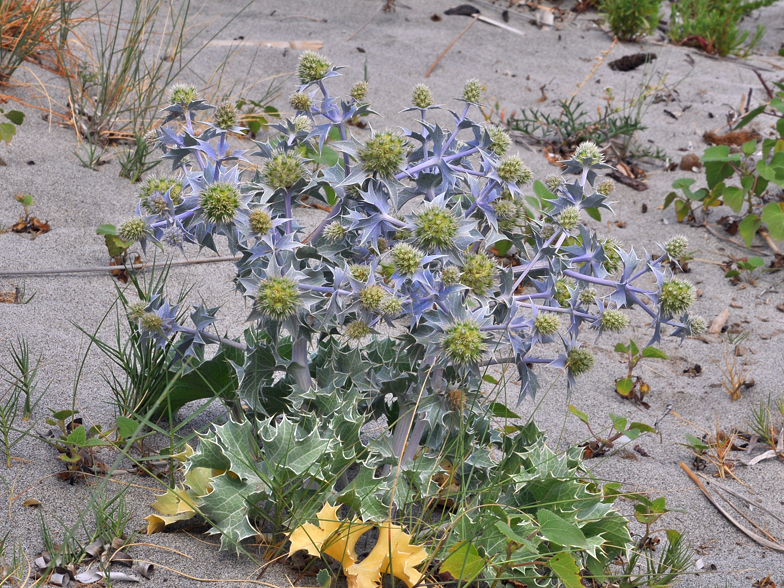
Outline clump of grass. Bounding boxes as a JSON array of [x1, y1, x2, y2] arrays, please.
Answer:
[[747, 397, 784, 452], [669, 0, 775, 57], [600, 0, 662, 41], [0, 0, 74, 83]]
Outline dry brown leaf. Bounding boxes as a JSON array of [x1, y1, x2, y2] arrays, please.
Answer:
[[23, 498, 41, 508]]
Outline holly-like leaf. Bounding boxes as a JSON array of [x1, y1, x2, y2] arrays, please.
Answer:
[[536, 509, 588, 548]]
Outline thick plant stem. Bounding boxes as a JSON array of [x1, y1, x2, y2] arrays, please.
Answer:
[[290, 337, 312, 391]]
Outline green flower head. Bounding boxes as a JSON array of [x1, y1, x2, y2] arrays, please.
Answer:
[[379, 296, 403, 316], [663, 235, 688, 260], [443, 320, 485, 364], [555, 278, 574, 307], [346, 320, 371, 339], [200, 182, 241, 224], [256, 276, 299, 320], [169, 83, 199, 106], [462, 79, 484, 103], [140, 312, 163, 333], [358, 131, 406, 177], [461, 252, 497, 296], [360, 285, 386, 310], [534, 312, 561, 336], [414, 207, 458, 251], [119, 218, 147, 242], [441, 266, 461, 286], [600, 309, 628, 332], [214, 101, 238, 130], [323, 222, 346, 242], [545, 174, 563, 192], [140, 177, 183, 211], [602, 238, 622, 274], [487, 125, 511, 157], [660, 278, 696, 315], [557, 206, 580, 232], [579, 287, 597, 306], [412, 84, 434, 109], [298, 51, 331, 84], [391, 243, 423, 276], [573, 140, 604, 164], [568, 348, 594, 376], [350, 81, 368, 101], [264, 153, 306, 189], [597, 178, 615, 196], [290, 92, 312, 112], [690, 316, 707, 336], [127, 302, 146, 322], [497, 156, 532, 185], [348, 264, 371, 282], [249, 209, 272, 235]]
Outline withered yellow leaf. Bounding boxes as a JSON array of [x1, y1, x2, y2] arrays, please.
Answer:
[[345, 522, 427, 588], [288, 502, 372, 568]]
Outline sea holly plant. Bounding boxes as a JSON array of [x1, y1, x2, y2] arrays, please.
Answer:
[[112, 52, 703, 582]]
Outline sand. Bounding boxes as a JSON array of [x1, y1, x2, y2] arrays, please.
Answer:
[[1, 0, 784, 585]]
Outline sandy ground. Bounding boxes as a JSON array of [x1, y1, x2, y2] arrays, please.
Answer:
[[1, 0, 784, 586]]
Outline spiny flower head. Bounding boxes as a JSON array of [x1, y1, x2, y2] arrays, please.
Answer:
[[579, 288, 597, 305], [298, 51, 331, 84], [256, 276, 299, 320], [264, 153, 306, 189], [557, 206, 580, 232], [119, 218, 147, 242], [348, 264, 371, 282], [249, 209, 272, 235], [487, 125, 511, 156], [462, 79, 484, 103], [358, 131, 406, 177], [161, 225, 184, 248], [573, 140, 604, 164], [690, 316, 707, 336], [461, 252, 496, 296], [140, 312, 163, 333], [541, 223, 555, 239], [127, 302, 146, 322], [144, 193, 168, 215], [350, 81, 368, 101], [292, 115, 312, 133], [443, 320, 485, 364], [200, 182, 241, 224], [441, 266, 461, 285], [493, 198, 519, 221], [214, 101, 238, 130], [446, 388, 466, 412], [497, 156, 532, 184], [597, 178, 615, 196], [140, 177, 183, 208], [290, 92, 312, 112], [555, 278, 574, 307], [169, 83, 199, 106], [663, 235, 688, 260], [346, 320, 371, 339], [143, 129, 158, 148], [660, 278, 696, 315], [602, 238, 622, 274], [412, 84, 434, 109], [545, 174, 563, 191], [391, 243, 423, 276], [568, 348, 594, 376], [600, 309, 628, 332], [323, 222, 346, 242], [379, 296, 403, 316], [534, 313, 561, 335], [360, 285, 386, 310], [414, 207, 458, 250]]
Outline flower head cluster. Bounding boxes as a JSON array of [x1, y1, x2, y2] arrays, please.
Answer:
[[256, 276, 300, 320], [600, 309, 628, 332], [663, 235, 688, 260], [358, 131, 406, 177], [290, 92, 312, 112], [534, 313, 560, 335], [169, 83, 198, 105], [119, 218, 148, 242], [140, 177, 183, 211], [214, 101, 239, 130], [568, 348, 594, 376], [443, 320, 485, 364], [462, 79, 484, 103], [412, 84, 434, 109], [573, 140, 604, 164], [200, 183, 241, 224], [264, 153, 306, 189], [460, 253, 496, 296], [350, 81, 368, 102], [249, 209, 272, 235], [414, 207, 458, 251], [557, 206, 580, 232], [487, 126, 511, 156], [660, 278, 696, 315], [298, 51, 331, 84], [391, 244, 423, 276], [497, 156, 532, 184], [597, 178, 615, 196]]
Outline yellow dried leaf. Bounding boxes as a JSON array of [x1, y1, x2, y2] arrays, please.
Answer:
[[171, 443, 194, 463], [288, 503, 372, 568], [346, 522, 427, 588]]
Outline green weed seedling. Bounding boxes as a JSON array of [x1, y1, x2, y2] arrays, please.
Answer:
[[0, 531, 27, 586], [119, 131, 161, 183], [0, 108, 24, 144], [44, 409, 111, 482], [665, 83, 784, 249], [615, 339, 668, 407], [569, 405, 656, 458], [724, 255, 767, 285]]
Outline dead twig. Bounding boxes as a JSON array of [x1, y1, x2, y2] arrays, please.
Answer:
[[753, 69, 775, 100], [345, 4, 384, 42], [681, 462, 784, 552], [425, 15, 479, 78], [571, 37, 617, 98]]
